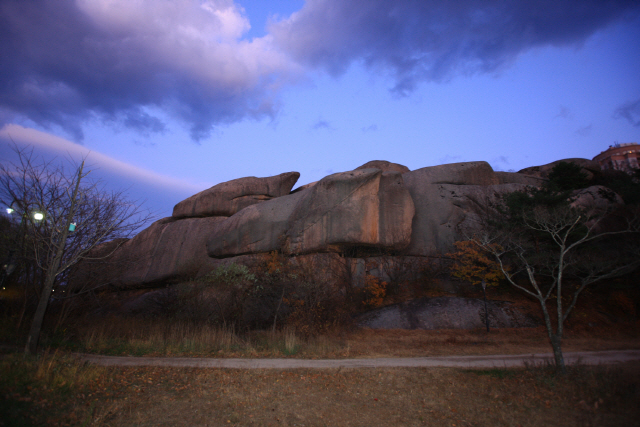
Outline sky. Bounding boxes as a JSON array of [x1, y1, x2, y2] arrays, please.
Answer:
[[1, 0, 640, 218]]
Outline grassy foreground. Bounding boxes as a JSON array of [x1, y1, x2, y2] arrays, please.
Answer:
[[21, 312, 640, 359], [1, 349, 639, 427]]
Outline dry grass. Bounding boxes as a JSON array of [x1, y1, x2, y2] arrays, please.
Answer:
[[3, 284, 639, 425], [2, 317, 640, 426], [2, 351, 639, 427], [63, 314, 640, 360], [344, 323, 640, 358], [69, 317, 348, 358]]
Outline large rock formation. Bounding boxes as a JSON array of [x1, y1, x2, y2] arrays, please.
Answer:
[[72, 172, 301, 288], [402, 162, 531, 255], [172, 172, 300, 218], [207, 168, 415, 257], [519, 158, 601, 180], [570, 185, 624, 216], [355, 160, 410, 174], [72, 158, 624, 291], [73, 217, 227, 288]]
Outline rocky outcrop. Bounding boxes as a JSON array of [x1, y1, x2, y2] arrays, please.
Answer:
[[357, 297, 538, 329], [402, 162, 531, 255], [286, 169, 414, 254], [206, 189, 307, 257], [172, 172, 300, 218], [495, 171, 546, 186], [207, 168, 415, 257], [570, 185, 624, 215], [518, 158, 601, 180], [71, 216, 227, 288], [71, 158, 626, 292], [355, 160, 410, 174], [406, 161, 498, 186]]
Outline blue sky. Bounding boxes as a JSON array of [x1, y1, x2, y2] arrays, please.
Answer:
[[1, 0, 639, 218]]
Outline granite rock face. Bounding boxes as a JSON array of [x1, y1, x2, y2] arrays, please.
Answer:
[[71, 158, 625, 292], [494, 171, 547, 186], [172, 172, 300, 218], [518, 158, 601, 180], [207, 168, 416, 257], [286, 169, 415, 254], [71, 216, 227, 288], [402, 162, 531, 255], [356, 297, 538, 329], [570, 185, 624, 215], [206, 189, 306, 257], [355, 160, 410, 174]]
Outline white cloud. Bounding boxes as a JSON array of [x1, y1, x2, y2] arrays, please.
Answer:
[[0, 0, 302, 141]]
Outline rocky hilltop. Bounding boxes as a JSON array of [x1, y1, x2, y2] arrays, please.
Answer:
[[71, 158, 612, 290]]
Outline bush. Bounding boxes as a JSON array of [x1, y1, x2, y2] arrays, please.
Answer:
[[546, 161, 590, 192]]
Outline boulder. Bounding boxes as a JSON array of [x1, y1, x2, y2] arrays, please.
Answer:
[[355, 160, 410, 174], [291, 181, 318, 193], [357, 297, 538, 329], [207, 189, 308, 257], [172, 172, 300, 218], [494, 171, 546, 186], [71, 216, 227, 289], [402, 162, 530, 255], [207, 168, 415, 257], [286, 169, 415, 254], [518, 158, 601, 180], [405, 161, 499, 186], [570, 185, 624, 215]]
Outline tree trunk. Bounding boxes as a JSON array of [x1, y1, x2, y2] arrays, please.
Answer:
[[24, 161, 84, 355], [538, 299, 567, 374], [482, 281, 490, 332], [24, 267, 57, 354], [549, 334, 566, 374]]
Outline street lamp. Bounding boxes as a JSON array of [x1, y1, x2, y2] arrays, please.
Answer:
[[6, 201, 16, 215], [5, 201, 44, 223], [6, 201, 75, 231]]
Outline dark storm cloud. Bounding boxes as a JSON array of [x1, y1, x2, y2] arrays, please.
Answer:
[[0, 0, 294, 141], [614, 99, 640, 127], [1, 1, 638, 142], [270, 0, 640, 95]]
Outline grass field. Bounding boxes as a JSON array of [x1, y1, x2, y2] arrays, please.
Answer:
[[2, 322, 640, 426], [2, 281, 639, 426], [1, 350, 639, 427]]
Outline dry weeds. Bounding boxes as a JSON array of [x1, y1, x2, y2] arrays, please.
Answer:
[[2, 352, 638, 427]]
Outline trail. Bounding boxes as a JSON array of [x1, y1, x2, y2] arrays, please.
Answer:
[[78, 349, 640, 369]]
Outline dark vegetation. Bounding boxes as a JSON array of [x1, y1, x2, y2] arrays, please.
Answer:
[[0, 146, 152, 355], [466, 162, 640, 371]]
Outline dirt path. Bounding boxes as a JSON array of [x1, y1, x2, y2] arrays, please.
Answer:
[[78, 349, 640, 369]]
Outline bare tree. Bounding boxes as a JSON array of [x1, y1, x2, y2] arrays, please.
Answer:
[[0, 145, 153, 355], [469, 194, 640, 373]]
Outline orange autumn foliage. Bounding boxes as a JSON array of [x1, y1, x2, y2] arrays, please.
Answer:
[[362, 275, 388, 308], [448, 240, 505, 287]]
